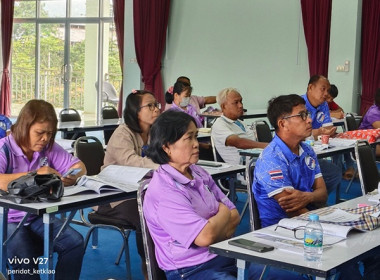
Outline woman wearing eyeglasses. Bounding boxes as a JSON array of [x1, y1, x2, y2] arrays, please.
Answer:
[[97, 90, 160, 279]]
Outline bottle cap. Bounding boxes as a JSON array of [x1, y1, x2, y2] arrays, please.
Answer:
[[309, 213, 319, 221]]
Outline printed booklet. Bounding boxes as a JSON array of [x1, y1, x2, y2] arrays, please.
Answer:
[[63, 165, 153, 196]]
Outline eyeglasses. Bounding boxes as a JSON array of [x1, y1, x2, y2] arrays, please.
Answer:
[[139, 102, 161, 111], [274, 225, 305, 240], [282, 111, 311, 121]]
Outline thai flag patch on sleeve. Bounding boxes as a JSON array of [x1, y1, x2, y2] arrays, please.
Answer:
[[269, 170, 283, 180]]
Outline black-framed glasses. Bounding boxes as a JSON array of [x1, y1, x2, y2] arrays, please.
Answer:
[[139, 102, 161, 111], [282, 111, 311, 121], [274, 225, 306, 240]]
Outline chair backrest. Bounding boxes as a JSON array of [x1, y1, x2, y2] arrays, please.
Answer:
[[0, 115, 11, 139], [102, 105, 119, 119], [246, 158, 262, 230], [102, 106, 119, 144], [137, 179, 167, 280], [345, 113, 358, 131], [210, 136, 225, 162], [59, 108, 85, 139], [74, 136, 105, 176], [355, 140, 380, 195], [96, 81, 119, 105], [59, 108, 81, 122], [254, 120, 272, 142]]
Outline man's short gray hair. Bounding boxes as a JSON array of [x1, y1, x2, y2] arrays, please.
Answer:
[[217, 88, 239, 106]]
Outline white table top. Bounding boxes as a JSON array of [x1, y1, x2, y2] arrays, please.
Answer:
[[209, 196, 380, 278], [57, 118, 122, 130], [239, 140, 355, 159], [0, 190, 134, 215], [196, 160, 245, 177]]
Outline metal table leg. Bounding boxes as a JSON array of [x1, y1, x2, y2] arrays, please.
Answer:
[[0, 207, 8, 277]]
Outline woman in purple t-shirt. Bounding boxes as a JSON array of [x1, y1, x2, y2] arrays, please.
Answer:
[[359, 88, 380, 130], [0, 100, 86, 280], [144, 110, 239, 280], [359, 88, 380, 156]]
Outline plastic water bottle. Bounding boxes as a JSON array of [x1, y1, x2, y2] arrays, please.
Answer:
[[304, 214, 323, 261]]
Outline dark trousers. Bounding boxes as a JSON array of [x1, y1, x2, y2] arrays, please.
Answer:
[[7, 217, 84, 280], [97, 199, 145, 259]]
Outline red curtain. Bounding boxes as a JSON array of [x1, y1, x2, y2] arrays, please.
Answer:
[[133, 0, 170, 105], [300, 0, 332, 77], [113, 0, 125, 117], [0, 0, 15, 117], [360, 0, 380, 115]]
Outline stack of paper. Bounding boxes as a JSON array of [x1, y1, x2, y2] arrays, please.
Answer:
[[329, 138, 357, 147], [368, 193, 380, 203]]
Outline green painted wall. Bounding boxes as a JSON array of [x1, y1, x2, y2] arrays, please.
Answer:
[[328, 0, 362, 113], [123, 0, 362, 114]]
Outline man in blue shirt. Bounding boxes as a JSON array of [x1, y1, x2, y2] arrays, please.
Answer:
[[250, 94, 329, 280], [253, 94, 328, 227], [251, 93, 379, 280], [302, 75, 342, 196], [302, 75, 336, 138]]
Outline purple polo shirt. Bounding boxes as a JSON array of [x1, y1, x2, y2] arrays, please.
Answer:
[[359, 105, 380, 129], [165, 95, 206, 114], [169, 103, 204, 128], [143, 164, 236, 271], [0, 135, 80, 223]]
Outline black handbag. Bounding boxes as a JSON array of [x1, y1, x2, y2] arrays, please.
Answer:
[[1, 172, 64, 204]]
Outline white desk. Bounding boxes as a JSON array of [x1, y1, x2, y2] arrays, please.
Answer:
[[239, 142, 355, 160], [54, 138, 75, 153], [196, 160, 245, 202], [209, 196, 380, 280], [201, 109, 267, 127], [0, 190, 135, 280], [57, 119, 122, 139]]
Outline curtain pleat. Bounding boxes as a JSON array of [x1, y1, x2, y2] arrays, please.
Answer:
[[300, 0, 332, 77], [113, 0, 125, 117], [133, 0, 170, 105], [0, 0, 15, 117]]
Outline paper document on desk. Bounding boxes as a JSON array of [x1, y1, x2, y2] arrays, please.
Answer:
[[298, 205, 380, 231], [368, 193, 380, 203], [238, 148, 264, 155], [278, 218, 360, 239], [329, 138, 357, 147], [312, 144, 329, 152], [317, 209, 361, 223], [253, 230, 336, 255], [196, 160, 232, 172], [64, 165, 153, 196]]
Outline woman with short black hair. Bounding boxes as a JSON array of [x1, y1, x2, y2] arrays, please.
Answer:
[[144, 110, 239, 280]]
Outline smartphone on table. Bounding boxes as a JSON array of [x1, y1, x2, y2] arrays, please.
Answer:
[[62, 168, 82, 178], [228, 238, 274, 253]]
